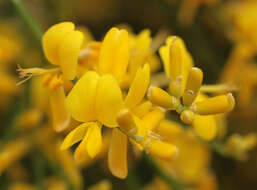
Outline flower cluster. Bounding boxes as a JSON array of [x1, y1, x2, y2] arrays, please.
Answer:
[[17, 21, 236, 179]]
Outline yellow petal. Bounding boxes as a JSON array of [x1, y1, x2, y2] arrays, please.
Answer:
[[141, 107, 166, 132], [99, 27, 130, 82], [147, 86, 179, 110], [60, 122, 93, 150], [49, 86, 70, 132], [156, 119, 183, 140], [182, 67, 203, 106], [128, 29, 151, 75], [192, 93, 235, 115], [59, 30, 84, 80], [66, 71, 100, 122], [159, 45, 170, 77], [169, 37, 183, 81], [117, 109, 137, 136], [125, 64, 150, 108], [86, 123, 102, 158], [135, 107, 165, 136], [132, 100, 152, 118], [95, 74, 124, 127], [42, 22, 75, 65], [142, 139, 178, 160], [108, 128, 128, 179], [74, 126, 91, 162], [193, 115, 217, 140]]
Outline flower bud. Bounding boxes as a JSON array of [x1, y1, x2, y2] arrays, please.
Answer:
[[182, 67, 203, 106], [191, 93, 235, 115], [148, 86, 179, 110], [180, 110, 194, 125]]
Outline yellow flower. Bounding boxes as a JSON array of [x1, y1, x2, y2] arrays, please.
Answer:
[[42, 22, 84, 80], [148, 36, 235, 140], [112, 64, 177, 178], [61, 71, 124, 161]]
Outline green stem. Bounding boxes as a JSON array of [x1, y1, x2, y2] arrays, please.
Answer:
[[11, 0, 43, 43], [143, 153, 186, 190]]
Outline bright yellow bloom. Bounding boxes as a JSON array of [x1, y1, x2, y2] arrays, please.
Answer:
[[149, 35, 235, 140], [42, 22, 84, 80], [61, 71, 124, 161], [65, 71, 124, 126]]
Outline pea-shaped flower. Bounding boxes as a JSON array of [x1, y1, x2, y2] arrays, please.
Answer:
[[42, 22, 84, 80]]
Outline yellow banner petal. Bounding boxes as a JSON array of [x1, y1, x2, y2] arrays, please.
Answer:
[[42, 22, 75, 65], [95, 74, 124, 127], [66, 71, 100, 122], [59, 30, 84, 80], [99, 27, 130, 82]]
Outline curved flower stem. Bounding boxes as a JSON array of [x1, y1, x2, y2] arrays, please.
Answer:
[[143, 153, 186, 190], [11, 0, 43, 43]]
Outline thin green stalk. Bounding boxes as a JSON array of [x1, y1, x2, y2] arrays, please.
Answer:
[[11, 0, 43, 43], [143, 153, 186, 190]]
